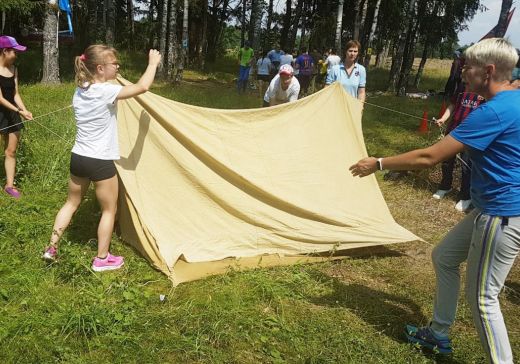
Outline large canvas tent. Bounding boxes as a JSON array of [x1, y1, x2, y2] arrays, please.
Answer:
[[115, 78, 420, 285]]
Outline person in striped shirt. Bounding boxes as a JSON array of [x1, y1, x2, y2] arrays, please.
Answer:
[[433, 82, 485, 212]]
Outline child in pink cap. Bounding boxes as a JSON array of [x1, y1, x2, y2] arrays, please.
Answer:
[[0, 35, 33, 199]]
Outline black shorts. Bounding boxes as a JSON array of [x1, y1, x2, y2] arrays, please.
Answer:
[[70, 153, 117, 181], [257, 74, 270, 82], [0, 108, 23, 134]]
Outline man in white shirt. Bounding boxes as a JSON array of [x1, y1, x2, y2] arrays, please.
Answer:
[[263, 64, 300, 107]]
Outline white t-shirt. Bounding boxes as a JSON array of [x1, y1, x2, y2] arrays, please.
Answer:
[[256, 57, 272, 75], [280, 54, 294, 66], [263, 74, 300, 104], [326, 54, 341, 69], [72, 83, 123, 160]]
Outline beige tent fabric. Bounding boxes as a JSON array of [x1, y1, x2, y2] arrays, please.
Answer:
[[115, 77, 421, 285]]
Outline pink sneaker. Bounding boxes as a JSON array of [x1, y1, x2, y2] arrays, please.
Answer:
[[92, 253, 124, 272], [42, 245, 57, 261], [4, 186, 21, 199]]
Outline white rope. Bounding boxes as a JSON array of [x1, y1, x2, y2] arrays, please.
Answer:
[[1, 104, 73, 145]]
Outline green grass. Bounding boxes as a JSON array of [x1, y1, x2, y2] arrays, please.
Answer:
[[1, 55, 519, 363]]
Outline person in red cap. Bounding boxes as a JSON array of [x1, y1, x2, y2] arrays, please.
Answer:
[[263, 64, 300, 107], [0, 35, 33, 199]]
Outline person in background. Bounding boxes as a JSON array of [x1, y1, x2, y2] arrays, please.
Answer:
[[511, 48, 520, 89], [444, 49, 464, 100], [255, 50, 272, 98], [263, 64, 300, 107], [237, 40, 254, 94], [295, 48, 314, 96], [324, 48, 341, 73], [433, 81, 485, 212], [350, 38, 520, 364], [0, 35, 33, 199], [279, 49, 293, 67], [325, 40, 366, 103], [267, 46, 284, 74]]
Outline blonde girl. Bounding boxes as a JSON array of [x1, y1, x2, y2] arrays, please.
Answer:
[[43, 45, 161, 272]]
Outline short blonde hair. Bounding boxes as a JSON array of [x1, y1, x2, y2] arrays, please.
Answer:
[[464, 38, 519, 81]]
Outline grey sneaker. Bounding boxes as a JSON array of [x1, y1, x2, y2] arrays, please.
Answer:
[[432, 189, 452, 200]]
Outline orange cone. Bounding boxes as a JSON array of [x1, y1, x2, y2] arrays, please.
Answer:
[[438, 100, 447, 119], [418, 109, 428, 134]]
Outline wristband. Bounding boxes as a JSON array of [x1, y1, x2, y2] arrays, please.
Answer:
[[376, 157, 384, 171]]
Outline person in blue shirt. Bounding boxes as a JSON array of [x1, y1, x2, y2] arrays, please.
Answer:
[[267, 46, 284, 74], [350, 38, 520, 363], [325, 40, 366, 103]]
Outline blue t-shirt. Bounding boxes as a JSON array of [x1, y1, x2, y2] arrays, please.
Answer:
[[451, 90, 520, 216], [325, 62, 366, 98]]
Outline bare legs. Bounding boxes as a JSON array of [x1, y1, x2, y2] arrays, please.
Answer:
[[49, 175, 118, 258], [3, 131, 20, 189]]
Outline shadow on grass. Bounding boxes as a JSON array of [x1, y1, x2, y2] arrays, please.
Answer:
[[310, 270, 428, 341], [308, 270, 467, 363]]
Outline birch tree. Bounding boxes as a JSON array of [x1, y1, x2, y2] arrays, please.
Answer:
[[334, 0, 344, 52], [41, 0, 60, 84]]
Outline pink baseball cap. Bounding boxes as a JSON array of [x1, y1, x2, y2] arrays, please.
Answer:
[[0, 36, 27, 51], [279, 64, 294, 76]]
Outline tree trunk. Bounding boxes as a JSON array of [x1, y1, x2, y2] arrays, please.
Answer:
[[249, 0, 263, 51], [414, 40, 430, 88], [299, 0, 308, 51], [363, 0, 382, 66], [334, 0, 344, 51], [375, 39, 390, 68], [127, 0, 135, 44], [167, 0, 178, 80], [353, 0, 362, 41], [280, 0, 292, 51], [288, 0, 303, 51], [199, 0, 208, 69], [359, 0, 368, 42], [158, 0, 168, 78], [387, 0, 416, 93], [147, 0, 156, 48], [176, 0, 188, 82], [496, 0, 513, 37], [42, 1, 60, 84], [241, 0, 246, 46], [87, 0, 97, 43], [105, 0, 115, 46], [266, 0, 274, 48]]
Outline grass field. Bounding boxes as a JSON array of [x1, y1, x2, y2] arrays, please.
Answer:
[[0, 52, 519, 363]]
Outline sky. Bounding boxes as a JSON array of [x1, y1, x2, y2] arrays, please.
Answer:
[[457, 0, 520, 48]]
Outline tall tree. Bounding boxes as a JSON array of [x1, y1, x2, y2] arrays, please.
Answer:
[[167, 0, 178, 80], [353, 0, 363, 41], [287, 0, 303, 51], [334, 0, 344, 51], [198, 0, 208, 69], [127, 0, 135, 44], [41, 0, 60, 84], [105, 0, 116, 46], [241, 0, 247, 46], [363, 0, 382, 66], [176, 0, 189, 82], [158, 0, 169, 77], [248, 0, 263, 51], [280, 0, 292, 51], [387, 0, 416, 93], [495, 0, 513, 37]]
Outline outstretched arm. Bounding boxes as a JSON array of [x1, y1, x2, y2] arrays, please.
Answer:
[[117, 50, 162, 100], [349, 135, 465, 177]]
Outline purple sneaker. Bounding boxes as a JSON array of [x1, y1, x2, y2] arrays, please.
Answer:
[[92, 253, 124, 272], [42, 245, 57, 261], [4, 186, 21, 199]]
